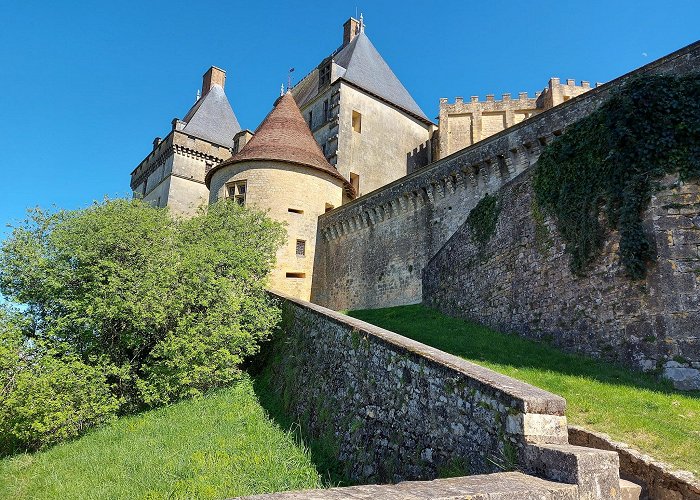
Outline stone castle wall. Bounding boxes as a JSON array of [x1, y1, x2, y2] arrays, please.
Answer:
[[267, 292, 620, 497], [423, 169, 700, 389], [208, 161, 345, 300], [436, 78, 593, 160], [311, 41, 700, 314], [131, 128, 230, 215]]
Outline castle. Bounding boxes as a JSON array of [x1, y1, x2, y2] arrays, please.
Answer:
[[126, 24, 700, 496], [130, 17, 593, 300]]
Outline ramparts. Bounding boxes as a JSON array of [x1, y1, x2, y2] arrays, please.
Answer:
[[311, 40, 700, 312]]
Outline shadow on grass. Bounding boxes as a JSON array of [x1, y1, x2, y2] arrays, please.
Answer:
[[250, 366, 350, 488], [348, 304, 700, 399]]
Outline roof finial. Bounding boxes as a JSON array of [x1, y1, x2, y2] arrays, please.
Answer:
[[359, 13, 365, 33], [287, 67, 295, 92], [195, 89, 201, 102]]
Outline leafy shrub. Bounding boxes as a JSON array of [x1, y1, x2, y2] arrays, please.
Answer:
[[0, 308, 120, 453], [0, 198, 286, 451], [534, 74, 700, 278]]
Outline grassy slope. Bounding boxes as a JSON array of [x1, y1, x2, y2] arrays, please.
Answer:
[[0, 375, 321, 500], [349, 305, 700, 477]]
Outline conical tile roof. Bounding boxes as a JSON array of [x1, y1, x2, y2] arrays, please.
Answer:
[[206, 93, 354, 197]]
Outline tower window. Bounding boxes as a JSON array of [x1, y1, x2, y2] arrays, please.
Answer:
[[227, 180, 247, 206], [350, 172, 360, 195], [318, 62, 331, 88], [308, 110, 313, 128], [296, 239, 306, 256], [286, 272, 306, 278], [288, 208, 304, 214], [323, 99, 330, 122], [352, 110, 362, 133]]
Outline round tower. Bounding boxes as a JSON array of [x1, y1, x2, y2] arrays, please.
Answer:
[[206, 92, 355, 300]]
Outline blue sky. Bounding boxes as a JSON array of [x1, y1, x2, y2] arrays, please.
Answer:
[[0, 0, 698, 240]]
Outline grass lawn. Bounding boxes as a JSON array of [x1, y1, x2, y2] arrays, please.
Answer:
[[349, 304, 700, 477], [0, 375, 322, 499]]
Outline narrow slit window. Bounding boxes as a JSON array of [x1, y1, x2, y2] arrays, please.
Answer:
[[296, 239, 306, 256], [350, 172, 360, 195], [352, 110, 362, 133], [288, 208, 304, 214], [286, 272, 306, 278]]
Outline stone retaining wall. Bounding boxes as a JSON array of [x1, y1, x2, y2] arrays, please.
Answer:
[[422, 167, 700, 389], [569, 426, 700, 500], [267, 293, 620, 498]]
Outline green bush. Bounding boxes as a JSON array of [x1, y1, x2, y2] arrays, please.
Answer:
[[0, 199, 286, 452], [0, 308, 121, 453]]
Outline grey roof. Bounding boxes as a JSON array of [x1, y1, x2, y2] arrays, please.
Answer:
[[292, 32, 430, 123], [181, 85, 241, 147]]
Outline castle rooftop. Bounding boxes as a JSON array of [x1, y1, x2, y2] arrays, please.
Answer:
[[292, 22, 431, 124], [180, 66, 241, 148], [206, 92, 355, 197]]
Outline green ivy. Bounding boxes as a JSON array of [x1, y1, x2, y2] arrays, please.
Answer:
[[467, 193, 500, 246], [533, 74, 700, 278]]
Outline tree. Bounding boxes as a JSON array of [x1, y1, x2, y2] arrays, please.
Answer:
[[0, 198, 286, 451]]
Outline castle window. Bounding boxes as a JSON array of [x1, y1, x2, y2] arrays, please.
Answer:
[[288, 208, 304, 214], [323, 99, 330, 122], [296, 239, 306, 256], [308, 110, 313, 129], [352, 110, 362, 133], [322, 143, 328, 156], [227, 180, 247, 206], [350, 172, 360, 195], [318, 61, 331, 88], [286, 272, 306, 278]]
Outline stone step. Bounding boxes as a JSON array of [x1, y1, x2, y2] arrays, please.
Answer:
[[233, 471, 578, 499], [620, 478, 642, 500]]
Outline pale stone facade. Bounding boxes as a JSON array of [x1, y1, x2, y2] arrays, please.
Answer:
[[436, 78, 594, 159], [208, 161, 345, 300]]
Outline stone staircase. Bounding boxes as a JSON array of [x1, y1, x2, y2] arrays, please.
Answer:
[[235, 472, 642, 500]]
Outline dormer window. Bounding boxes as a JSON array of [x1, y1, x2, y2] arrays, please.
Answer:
[[318, 61, 332, 88]]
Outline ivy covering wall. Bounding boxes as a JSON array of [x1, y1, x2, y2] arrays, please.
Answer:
[[534, 74, 700, 278]]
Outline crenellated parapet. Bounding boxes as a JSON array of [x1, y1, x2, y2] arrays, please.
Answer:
[[435, 78, 599, 159]]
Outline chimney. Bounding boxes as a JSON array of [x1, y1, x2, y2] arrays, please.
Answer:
[[202, 66, 226, 95], [343, 17, 361, 46]]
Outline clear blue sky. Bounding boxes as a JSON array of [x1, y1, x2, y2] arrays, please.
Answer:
[[1, 0, 698, 240]]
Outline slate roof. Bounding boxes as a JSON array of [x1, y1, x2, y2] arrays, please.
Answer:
[[180, 84, 241, 147], [292, 32, 430, 123], [206, 93, 355, 198]]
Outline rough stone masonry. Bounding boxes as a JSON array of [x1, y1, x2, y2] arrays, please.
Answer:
[[265, 292, 622, 499]]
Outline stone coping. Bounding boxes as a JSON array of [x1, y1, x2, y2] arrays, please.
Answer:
[[233, 471, 578, 499], [270, 291, 566, 415], [568, 425, 700, 499]]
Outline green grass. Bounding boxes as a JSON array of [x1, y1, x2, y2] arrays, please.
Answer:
[[0, 375, 322, 499], [348, 304, 700, 477]]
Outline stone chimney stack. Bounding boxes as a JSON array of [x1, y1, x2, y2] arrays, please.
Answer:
[[202, 66, 226, 95], [343, 17, 361, 46]]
